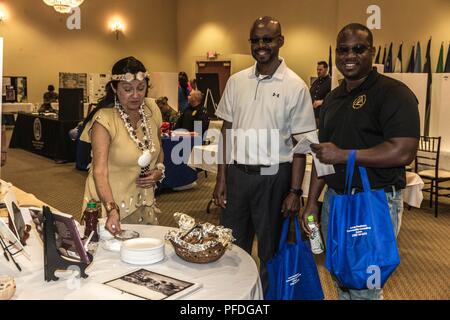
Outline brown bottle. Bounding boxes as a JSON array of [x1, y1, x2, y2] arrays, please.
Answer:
[[83, 200, 100, 242]]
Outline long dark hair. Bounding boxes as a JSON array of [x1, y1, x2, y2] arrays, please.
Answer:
[[83, 56, 148, 126], [178, 71, 189, 98]]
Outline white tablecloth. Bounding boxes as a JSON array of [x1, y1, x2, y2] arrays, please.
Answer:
[[188, 145, 424, 208], [2, 103, 34, 113], [205, 120, 223, 144], [0, 184, 262, 300]]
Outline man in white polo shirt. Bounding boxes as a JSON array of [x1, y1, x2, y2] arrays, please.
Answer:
[[213, 16, 317, 293]]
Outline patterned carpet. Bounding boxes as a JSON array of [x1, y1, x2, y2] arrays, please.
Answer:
[[1, 147, 449, 300]]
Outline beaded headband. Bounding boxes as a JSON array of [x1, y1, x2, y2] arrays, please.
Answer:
[[111, 71, 149, 82]]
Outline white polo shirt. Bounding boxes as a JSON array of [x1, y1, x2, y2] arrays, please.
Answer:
[[216, 59, 316, 165]]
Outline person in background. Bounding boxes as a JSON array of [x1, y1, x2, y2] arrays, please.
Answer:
[[190, 78, 197, 91], [80, 56, 165, 234], [1, 123, 7, 167], [156, 96, 179, 124], [310, 61, 331, 125], [301, 23, 419, 300], [175, 90, 209, 134], [39, 85, 58, 113], [178, 72, 192, 113], [213, 16, 316, 293]]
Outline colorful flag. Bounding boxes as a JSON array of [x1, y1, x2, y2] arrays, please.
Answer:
[[445, 43, 450, 73], [436, 42, 444, 73], [375, 46, 381, 64], [394, 43, 403, 72], [329, 45, 333, 77], [382, 45, 387, 65], [384, 43, 393, 73], [407, 45, 415, 73], [414, 41, 422, 73], [423, 37, 432, 135]]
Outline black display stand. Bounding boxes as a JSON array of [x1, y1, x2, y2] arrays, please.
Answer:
[[43, 206, 92, 282], [0, 235, 22, 271]]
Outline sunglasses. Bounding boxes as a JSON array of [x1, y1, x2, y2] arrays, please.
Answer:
[[336, 44, 369, 55], [249, 35, 280, 45]]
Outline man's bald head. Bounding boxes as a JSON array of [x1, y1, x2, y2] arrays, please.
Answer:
[[250, 16, 282, 37]]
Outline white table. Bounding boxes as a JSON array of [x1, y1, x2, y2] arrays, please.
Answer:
[[0, 184, 263, 300], [188, 144, 424, 208], [1, 103, 34, 114], [205, 120, 223, 144]]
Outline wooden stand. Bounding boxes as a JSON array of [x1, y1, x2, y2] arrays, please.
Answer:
[[42, 206, 92, 282]]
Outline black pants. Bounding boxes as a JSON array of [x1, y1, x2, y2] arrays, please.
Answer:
[[220, 163, 291, 294]]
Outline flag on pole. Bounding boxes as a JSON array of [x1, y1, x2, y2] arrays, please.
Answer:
[[414, 41, 422, 73], [423, 37, 432, 135], [329, 45, 333, 77], [382, 45, 387, 65], [445, 43, 450, 73], [407, 45, 415, 73], [375, 45, 381, 64], [394, 43, 403, 72], [436, 42, 444, 73], [384, 43, 393, 73]]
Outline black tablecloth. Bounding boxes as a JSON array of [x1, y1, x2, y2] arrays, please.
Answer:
[[9, 112, 79, 162]]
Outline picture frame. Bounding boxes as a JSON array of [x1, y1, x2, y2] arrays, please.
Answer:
[[3, 190, 31, 246], [103, 268, 202, 300]]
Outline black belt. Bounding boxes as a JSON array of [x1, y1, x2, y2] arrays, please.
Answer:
[[232, 161, 289, 175], [332, 185, 398, 195]]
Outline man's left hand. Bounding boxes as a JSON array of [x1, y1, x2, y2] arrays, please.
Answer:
[[281, 193, 300, 217], [310, 142, 349, 165], [313, 100, 323, 108]]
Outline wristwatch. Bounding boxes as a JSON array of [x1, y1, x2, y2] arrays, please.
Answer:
[[289, 188, 303, 196], [104, 201, 120, 215]]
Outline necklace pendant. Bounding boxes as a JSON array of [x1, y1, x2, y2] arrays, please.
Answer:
[[138, 150, 151, 168]]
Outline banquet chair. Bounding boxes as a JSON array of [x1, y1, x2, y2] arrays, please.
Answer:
[[415, 136, 450, 217]]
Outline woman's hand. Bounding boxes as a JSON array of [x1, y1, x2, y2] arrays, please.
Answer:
[[105, 210, 122, 235], [136, 169, 164, 189]]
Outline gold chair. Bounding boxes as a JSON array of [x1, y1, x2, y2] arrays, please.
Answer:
[[415, 136, 450, 217]]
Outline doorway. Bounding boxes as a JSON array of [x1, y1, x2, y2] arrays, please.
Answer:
[[196, 61, 231, 97]]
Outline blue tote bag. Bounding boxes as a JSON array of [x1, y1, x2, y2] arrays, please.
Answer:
[[266, 217, 324, 300], [325, 150, 400, 290]]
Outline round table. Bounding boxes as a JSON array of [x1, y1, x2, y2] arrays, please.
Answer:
[[0, 222, 263, 300]]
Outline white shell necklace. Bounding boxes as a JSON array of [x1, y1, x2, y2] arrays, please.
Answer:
[[115, 100, 155, 175]]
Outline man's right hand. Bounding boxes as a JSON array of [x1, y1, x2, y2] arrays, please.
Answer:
[[300, 201, 320, 237], [213, 179, 227, 208]]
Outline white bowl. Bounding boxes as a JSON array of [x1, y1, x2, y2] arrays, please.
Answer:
[[121, 238, 164, 252], [121, 254, 164, 265], [120, 238, 165, 265]]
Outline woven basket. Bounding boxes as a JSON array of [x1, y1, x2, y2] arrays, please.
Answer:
[[169, 239, 226, 264]]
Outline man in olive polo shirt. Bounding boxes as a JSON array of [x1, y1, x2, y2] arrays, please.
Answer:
[[301, 23, 420, 300]]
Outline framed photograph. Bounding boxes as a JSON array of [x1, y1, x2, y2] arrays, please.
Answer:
[[4, 190, 30, 246], [51, 210, 91, 264], [104, 268, 202, 300], [0, 218, 29, 259]]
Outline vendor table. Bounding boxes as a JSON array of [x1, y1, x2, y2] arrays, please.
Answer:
[[0, 183, 263, 300], [9, 112, 78, 162]]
